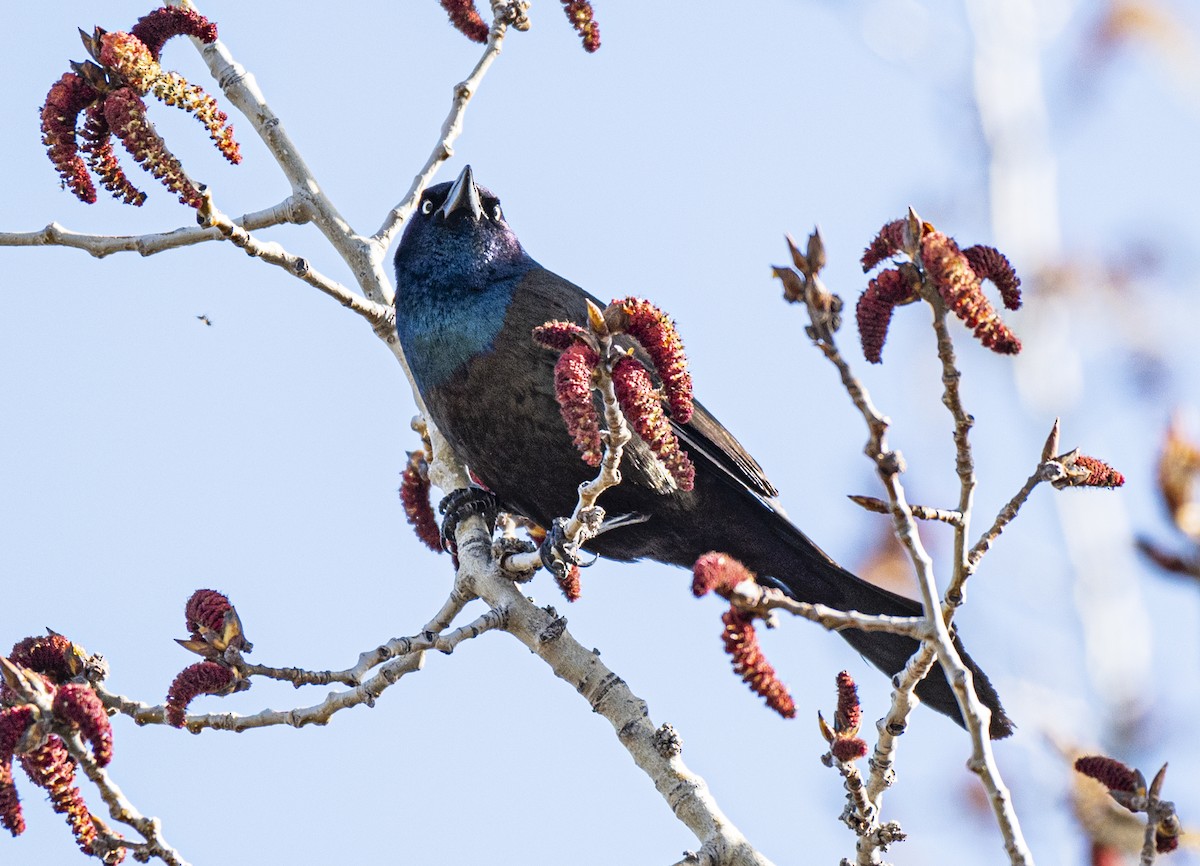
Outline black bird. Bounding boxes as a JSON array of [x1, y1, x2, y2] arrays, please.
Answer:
[[393, 166, 1012, 738]]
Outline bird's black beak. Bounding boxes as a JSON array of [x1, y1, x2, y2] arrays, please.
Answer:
[[438, 165, 484, 222]]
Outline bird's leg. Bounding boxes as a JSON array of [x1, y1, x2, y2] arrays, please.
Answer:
[[438, 487, 499, 552]]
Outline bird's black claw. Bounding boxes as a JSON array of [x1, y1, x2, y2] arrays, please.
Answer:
[[538, 518, 594, 579], [438, 487, 499, 549]]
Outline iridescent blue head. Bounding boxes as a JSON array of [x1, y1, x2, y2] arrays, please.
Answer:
[[393, 165, 530, 293], [393, 166, 536, 389]]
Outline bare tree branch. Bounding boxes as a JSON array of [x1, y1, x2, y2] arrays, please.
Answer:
[[0, 199, 303, 258], [451, 511, 777, 866], [791, 252, 1034, 865], [197, 191, 391, 327], [373, 7, 519, 257], [61, 731, 191, 866]]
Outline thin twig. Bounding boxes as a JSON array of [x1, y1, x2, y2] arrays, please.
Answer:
[[888, 483, 1032, 866], [798, 259, 1033, 865], [502, 330, 635, 575], [422, 585, 476, 634], [728, 581, 926, 639], [805, 291, 929, 830], [865, 644, 936, 808], [95, 606, 503, 728], [176, 0, 362, 278], [827, 748, 905, 866], [0, 199, 303, 258], [848, 494, 963, 527], [568, 335, 634, 539], [961, 420, 1065, 578], [61, 732, 190, 866], [197, 191, 391, 327], [929, 309, 977, 602], [965, 466, 1050, 570], [189, 654, 423, 731], [373, 8, 516, 255]]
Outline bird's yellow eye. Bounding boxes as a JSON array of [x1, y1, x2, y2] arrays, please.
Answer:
[[491, 204, 503, 221], [421, 199, 434, 215]]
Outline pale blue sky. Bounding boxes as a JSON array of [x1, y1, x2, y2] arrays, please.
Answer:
[[2, 2, 1198, 864]]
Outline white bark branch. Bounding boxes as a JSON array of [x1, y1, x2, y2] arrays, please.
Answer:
[[0, 199, 303, 258], [94, 606, 508, 731], [453, 513, 775, 866], [61, 731, 191, 866], [175, 0, 364, 280], [727, 581, 926, 640], [197, 191, 391, 327]]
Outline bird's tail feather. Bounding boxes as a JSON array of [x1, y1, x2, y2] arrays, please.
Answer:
[[763, 522, 1014, 739]]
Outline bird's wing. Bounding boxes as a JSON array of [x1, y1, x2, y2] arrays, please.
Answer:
[[517, 266, 781, 501], [672, 403, 779, 500]]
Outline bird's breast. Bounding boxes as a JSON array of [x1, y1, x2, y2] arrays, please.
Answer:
[[395, 277, 518, 392]]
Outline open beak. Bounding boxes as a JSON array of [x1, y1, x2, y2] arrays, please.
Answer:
[[438, 164, 484, 222]]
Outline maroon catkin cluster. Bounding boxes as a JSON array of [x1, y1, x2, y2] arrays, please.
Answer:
[[185, 588, 233, 638], [40, 6, 238, 208], [166, 661, 236, 728], [19, 737, 106, 858], [607, 298, 693, 423], [534, 300, 696, 487], [860, 218, 907, 272], [401, 450, 444, 553], [1072, 455, 1126, 489], [691, 551, 756, 598], [855, 268, 917, 364], [7, 634, 83, 685], [130, 6, 217, 57], [921, 232, 1021, 356], [0, 705, 35, 837], [553, 342, 604, 466], [438, 0, 601, 51], [611, 356, 695, 490], [439, 0, 489, 43], [826, 671, 868, 762], [556, 564, 583, 602], [52, 684, 112, 767], [1074, 755, 1139, 793], [857, 219, 1023, 362], [561, 0, 601, 52], [722, 608, 796, 719]]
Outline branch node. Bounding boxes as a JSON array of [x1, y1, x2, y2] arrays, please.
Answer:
[[652, 723, 683, 758], [538, 615, 567, 644]]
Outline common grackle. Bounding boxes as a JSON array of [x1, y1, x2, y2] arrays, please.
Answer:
[[393, 166, 1012, 738]]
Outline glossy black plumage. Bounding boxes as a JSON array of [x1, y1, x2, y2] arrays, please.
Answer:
[[394, 166, 1012, 738]]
